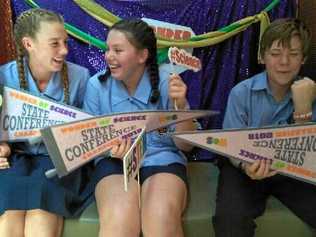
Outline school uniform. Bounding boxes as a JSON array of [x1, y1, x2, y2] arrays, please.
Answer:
[[83, 68, 187, 185], [213, 71, 316, 237], [0, 60, 93, 217]]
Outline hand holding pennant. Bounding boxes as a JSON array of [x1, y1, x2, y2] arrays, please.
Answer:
[[173, 123, 316, 185], [41, 110, 218, 178]]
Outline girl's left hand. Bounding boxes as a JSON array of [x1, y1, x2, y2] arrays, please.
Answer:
[[169, 74, 188, 110]]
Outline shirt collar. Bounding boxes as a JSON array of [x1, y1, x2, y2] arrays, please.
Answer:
[[133, 69, 151, 104], [43, 73, 63, 102], [251, 70, 291, 102], [251, 71, 269, 91], [111, 69, 151, 106], [24, 59, 63, 101]]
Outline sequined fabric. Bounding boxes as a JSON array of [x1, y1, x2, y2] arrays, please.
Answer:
[[0, 0, 16, 65], [11, 0, 296, 160]]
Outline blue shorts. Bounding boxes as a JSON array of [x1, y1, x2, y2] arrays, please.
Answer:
[[0, 153, 94, 217], [92, 158, 187, 186]]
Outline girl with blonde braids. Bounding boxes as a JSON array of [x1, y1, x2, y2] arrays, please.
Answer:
[[0, 8, 92, 237]]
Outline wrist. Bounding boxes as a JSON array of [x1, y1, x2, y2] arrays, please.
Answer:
[[293, 111, 312, 122], [293, 104, 312, 115]]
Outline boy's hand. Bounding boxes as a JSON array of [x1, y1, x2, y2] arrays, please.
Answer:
[[169, 74, 188, 110], [242, 160, 277, 180], [291, 77, 316, 114]]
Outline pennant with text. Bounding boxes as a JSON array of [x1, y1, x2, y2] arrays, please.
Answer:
[[41, 110, 217, 177], [0, 85, 92, 142], [173, 123, 316, 185], [123, 127, 146, 191]]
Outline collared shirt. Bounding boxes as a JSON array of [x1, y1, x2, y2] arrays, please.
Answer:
[[83, 68, 187, 167], [223, 71, 316, 166], [0, 60, 90, 155]]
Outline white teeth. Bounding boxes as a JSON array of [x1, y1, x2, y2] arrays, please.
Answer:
[[109, 65, 119, 69], [54, 59, 63, 64]]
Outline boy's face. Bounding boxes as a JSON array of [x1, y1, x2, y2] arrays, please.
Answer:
[[262, 35, 305, 89]]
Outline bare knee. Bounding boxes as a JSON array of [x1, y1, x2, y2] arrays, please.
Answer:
[[25, 209, 63, 237], [0, 211, 25, 237], [142, 199, 184, 237], [96, 176, 140, 236], [144, 200, 182, 225], [141, 174, 187, 236], [99, 201, 140, 234]]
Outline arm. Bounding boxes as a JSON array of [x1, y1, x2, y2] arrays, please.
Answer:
[[168, 74, 196, 152], [223, 86, 248, 167], [83, 77, 131, 159], [224, 84, 277, 179], [291, 77, 316, 123], [242, 78, 316, 179]]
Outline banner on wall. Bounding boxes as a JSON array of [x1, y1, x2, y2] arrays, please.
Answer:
[[173, 123, 316, 185], [41, 109, 216, 177], [0, 85, 92, 142], [123, 127, 146, 191]]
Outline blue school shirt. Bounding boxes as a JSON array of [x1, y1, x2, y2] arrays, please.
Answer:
[[0, 60, 90, 155], [83, 69, 187, 167], [223, 71, 316, 166]]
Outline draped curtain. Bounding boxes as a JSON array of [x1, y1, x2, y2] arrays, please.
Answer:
[[11, 0, 296, 160], [299, 0, 316, 78], [0, 0, 15, 65]]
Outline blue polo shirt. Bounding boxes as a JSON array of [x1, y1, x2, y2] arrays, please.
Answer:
[[83, 68, 187, 167], [0, 60, 90, 155], [223, 71, 316, 166]]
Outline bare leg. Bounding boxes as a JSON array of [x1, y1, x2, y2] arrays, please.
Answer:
[[141, 173, 187, 237], [95, 175, 140, 237], [24, 209, 63, 237], [0, 210, 25, 237]]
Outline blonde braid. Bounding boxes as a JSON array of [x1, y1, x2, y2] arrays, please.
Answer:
[[14, 10, 34, 90], [61, 63, 70, 104], [16, 45, 27, 90]]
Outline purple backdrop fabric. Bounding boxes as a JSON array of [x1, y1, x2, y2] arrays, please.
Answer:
[[11, 0, 296, 160]]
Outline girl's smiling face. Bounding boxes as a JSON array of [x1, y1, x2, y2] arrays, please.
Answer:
[[105, 30, 148, 89], [25, 21, 68, 74]]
